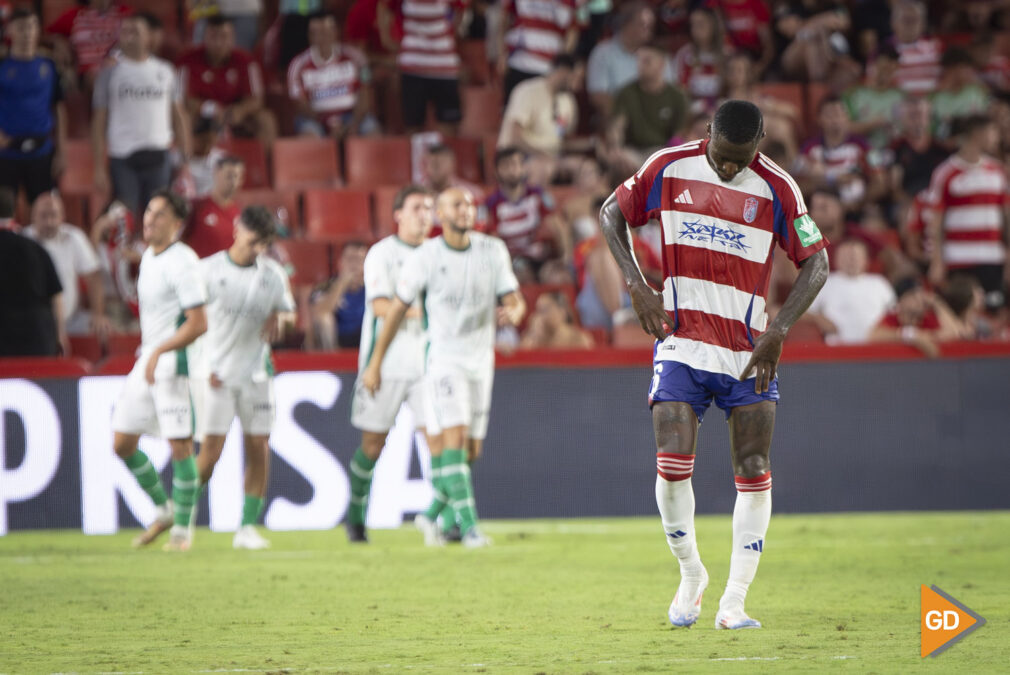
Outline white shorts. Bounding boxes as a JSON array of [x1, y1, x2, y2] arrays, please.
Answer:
[[424, 367, 494, 440], [112, 367, 195, 440], [351, 376, 427, 433], [200, 378, 276, 437]]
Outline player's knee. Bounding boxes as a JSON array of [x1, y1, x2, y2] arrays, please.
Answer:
[[360, 432, 387, 460], [243, 436, 271, 464], [736, 453, 770, 479], [168, 439, 194, 461]]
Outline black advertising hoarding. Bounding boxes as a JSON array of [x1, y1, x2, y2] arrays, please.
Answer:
[[1, 357, 1008, 534]]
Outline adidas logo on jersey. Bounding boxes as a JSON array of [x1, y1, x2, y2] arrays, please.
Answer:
[[674, 189, 694, 205], [744, 539, 764, 553]]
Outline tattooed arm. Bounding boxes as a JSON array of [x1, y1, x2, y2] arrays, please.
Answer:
[[741, 249, 829, 393]]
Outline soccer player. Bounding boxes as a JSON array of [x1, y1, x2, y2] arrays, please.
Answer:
[[194, 206, 295, 550], [111, 190, 208, 552], [600, 100, 829, 629], [362, 188, 526, 548], [345, 185, 435, 544]]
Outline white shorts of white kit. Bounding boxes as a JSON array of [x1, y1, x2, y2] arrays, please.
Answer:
[[351, 376, 427, 433], [424, 366, 494, 440], [112, 368, 195, 440], [199, 379, 276, 437]]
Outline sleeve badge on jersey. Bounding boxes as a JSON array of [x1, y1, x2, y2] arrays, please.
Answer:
[[793, 214, 823, 247], [743, 197, 759, 224]]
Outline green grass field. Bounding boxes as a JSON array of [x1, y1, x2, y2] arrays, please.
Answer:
[[1, 512, 1007, 674]]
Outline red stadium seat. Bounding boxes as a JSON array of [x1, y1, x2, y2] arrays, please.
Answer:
[[276, 239, 332, 287], [69, 335, 103, 362], [106, 333, 142, 358], [482, 134, 499, 188], [218, 137, 270, 189], [373, 185, 400, 240], [303, 189, 374, 243], [460, 86, 504, 137], [234, 189, 301, 232], [344, 136, 412, 188], [444, 136, 483, 184], [272, 137, 341, 191], [59, 139, 96, 196], [784, 318, 825, 344]]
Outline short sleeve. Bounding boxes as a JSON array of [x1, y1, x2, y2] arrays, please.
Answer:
[[271, 262, 296, 313], [363, 244, 394, 302], [494, 239, 520, 297], [287, 59, 304, 100], [169, 67, 182, 103], [395, 247, 430, 305], [501, 84, 534, 128], [69, 228, 100, 276], [93, 67, 112, 109], [585, 43, 610, 95], [170, 252, 208, 309], [615, 153, 669, 228], [774, 177, 828, 266], [922, 163, 950, 209]]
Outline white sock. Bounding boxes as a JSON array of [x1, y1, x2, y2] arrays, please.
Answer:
[[721, 472, 772, 612], [655, 454, 704, 579]]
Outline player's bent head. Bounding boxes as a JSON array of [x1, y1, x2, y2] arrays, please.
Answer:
[[238, 205, 277, 242], [711, 100, 764, 147]]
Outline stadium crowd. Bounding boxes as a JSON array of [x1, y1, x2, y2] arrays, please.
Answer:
[[1, 0, 1009, 361]]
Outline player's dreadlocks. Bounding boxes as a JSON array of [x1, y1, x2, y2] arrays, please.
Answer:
[[712, 100, 764, 146]]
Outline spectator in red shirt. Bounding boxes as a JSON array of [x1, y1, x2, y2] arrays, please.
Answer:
[[869, 276, 962, 357], [47, 0, 132, 86], [185, 155, 245, 258], [177, 16, 276, 150], [481, 146, 568, 283], [797, 95, 886, 210], [705, 0, 774, 78], [287, 12, 378, 139], [886, 0, 942, 97]]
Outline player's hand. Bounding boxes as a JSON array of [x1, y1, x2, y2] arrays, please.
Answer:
[[629, 282, 671, 341], [209, 373, 223, 389], [497, 304, 523, 327], [740, 331, 784, 394], [144, 349, 161, 384], [361, 365, 381, 396], [261, 315, 281, 344]]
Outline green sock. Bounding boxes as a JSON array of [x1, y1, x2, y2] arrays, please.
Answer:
[[442, 449, 478, 534], [348, 448, 377, 526], [171, 456, 199, 527], [423, 453, 447, 521], [124, 450, 168, 506], [241, 494, 265, 527]]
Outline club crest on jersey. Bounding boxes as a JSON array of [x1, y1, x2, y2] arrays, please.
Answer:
[[743, 197, 759, 223], [679, 219, 750, 252]]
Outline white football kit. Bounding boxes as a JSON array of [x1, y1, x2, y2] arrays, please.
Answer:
[[196, 252, 295, 436], [112, 242, 207, 439], [352, 235, 429, 433], [395, 232, 519, 439]]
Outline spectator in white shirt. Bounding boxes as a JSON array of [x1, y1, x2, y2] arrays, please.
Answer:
[[92, 14, 192, 218], [805, 239, 895, 344], [23, 191, 111, 337]]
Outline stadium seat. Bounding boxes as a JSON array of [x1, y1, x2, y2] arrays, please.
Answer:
[[41, 0, 76, 24], [64, 90, 91, 139], [234, 189, 301, 232], [303, 189, 374, 243], [106, 333, 141, 358], [69, 335, 102, 362], [272, 137, 341, 191], [344, 136, 412, 188], [444, 137, 483, 184], [276, 239, 332, 287], [459, 39, 490, 85], [59, 139, 96, 196], [805, 82, 833, 135], [373, 185, 400, 239], [460, 86, 504, 137], [218, 137, 270, 189], [784, 318, 824, 344]]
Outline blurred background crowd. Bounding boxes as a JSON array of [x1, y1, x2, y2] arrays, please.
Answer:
[[1, 0, 1009, 362]]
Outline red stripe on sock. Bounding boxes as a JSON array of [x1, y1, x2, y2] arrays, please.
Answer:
[[657, 453, 694, 481], [735, 471, 772, 492]]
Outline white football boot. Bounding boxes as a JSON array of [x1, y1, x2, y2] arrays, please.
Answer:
[[233, 525, 271, 550], [668, 567, 709, 627]]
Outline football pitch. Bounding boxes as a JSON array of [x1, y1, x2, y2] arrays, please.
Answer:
[[1, 512, 1007, 674]]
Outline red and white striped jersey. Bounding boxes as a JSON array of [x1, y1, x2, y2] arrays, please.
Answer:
[[481, 185, 555, 259], [892, 37, 943, 96], [671, 45, 722, 104], [287, 45, 370, 117], [398, 0, 467, 79], [924, 154, 1009, 267], [503, 0, 578, 75], [616, 140, 828, 378]]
